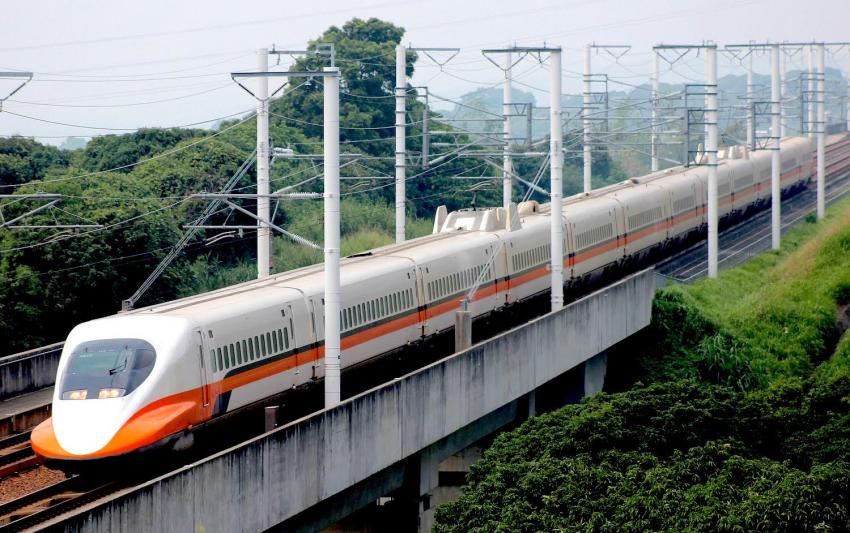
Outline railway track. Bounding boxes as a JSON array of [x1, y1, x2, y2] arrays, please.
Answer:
[[0, 433, 40, 480], [0, 476, 119, 532], [658, 137, 850, 282]]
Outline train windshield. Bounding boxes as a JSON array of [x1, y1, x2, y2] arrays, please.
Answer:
[[59, 339, 156, 400]]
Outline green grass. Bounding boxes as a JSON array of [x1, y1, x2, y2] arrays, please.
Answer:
[[618, 193, 850, 391]]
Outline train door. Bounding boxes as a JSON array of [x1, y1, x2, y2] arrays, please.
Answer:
[[307, 299, 320, 379], [415, 266, 430, 337], [195, 329, 210, 408]]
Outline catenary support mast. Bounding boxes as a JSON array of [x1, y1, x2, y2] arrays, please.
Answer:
[[256, 48, 271, 278], [550, 47, 564, 310], [503, 49, 513, 209], [395, 45, 406, 243], [746, 51, 754, 149], [817, 43, 826, 219], [651, 49, 660, 172], [324, 67, 341, 408], [706, 45, 719, 278], [771, 44, 782, 250], [583, 44, 592, 193]]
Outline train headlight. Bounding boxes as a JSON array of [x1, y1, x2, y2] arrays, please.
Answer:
[[62, 389, 88, 400], [98, 388, 127, 399]]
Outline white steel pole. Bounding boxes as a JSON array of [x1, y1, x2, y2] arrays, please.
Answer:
[[323, 67, 341, 408], [256, 48, 271, 278], [395, 45, 406, 243], [651, 48, 659, 172], [746, 52, 754, 149], [847, 51, 850, 132], [771, 45, 782, 250], [780, 50, 787, 138], [583, 44, 592, 193], [706, 46, 719, 278], [550, 48, 564, 311], [817, 44, 826, 220], [808, 45, 815, 137], [503, 50, 513, 209]]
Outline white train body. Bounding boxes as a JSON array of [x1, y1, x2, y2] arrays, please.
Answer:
[[32, 138, 815, 460]]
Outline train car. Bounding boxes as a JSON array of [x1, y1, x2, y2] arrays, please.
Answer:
[[32, 138, 818, 462]]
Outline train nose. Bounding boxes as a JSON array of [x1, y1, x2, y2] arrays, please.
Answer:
[[52, 399, 128, 456]]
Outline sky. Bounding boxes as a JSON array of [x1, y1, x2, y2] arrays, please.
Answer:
[[1, 0, 848, 143]]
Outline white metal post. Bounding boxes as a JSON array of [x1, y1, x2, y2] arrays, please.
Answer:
[[780, 50, 787, 138], [706, 46, 719, 278], [651, 48, 659, 172], [395, 45, 406, 243], [746, 52, 754, 149], [771, 45, 781, 250], [808, 45, 815, 137], [583, 44, 592, 193], [323, 67, 341, 408], [550, 48, 564, 311], [503, 50, 513, 209], [422, 90, 430, 169], [847, 51, 850, 132], [256, 48, 271, 278], [817, 44, 826, 220]]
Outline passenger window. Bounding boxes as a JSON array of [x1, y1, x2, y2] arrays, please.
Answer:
[[228, 346, 236, 368], [272, 331, 279, 353], [284, 328, 290, 349], [211, 350, 217, 373], [277, 329, 284, 350], [235, 342, 242, 363], [266, 333, 273, 354], [217, 348, 224, 369], [261, 334, 267, 356], [254, 336, 260, 358], [233, 343, 240, 365]]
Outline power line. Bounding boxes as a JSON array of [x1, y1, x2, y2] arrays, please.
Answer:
[[0, 107, 252, 132]]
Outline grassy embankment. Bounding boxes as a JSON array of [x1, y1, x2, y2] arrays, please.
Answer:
[[434, 196, 850, 532]]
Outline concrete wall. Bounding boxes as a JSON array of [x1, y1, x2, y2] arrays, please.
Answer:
[[52, 269, 654, 533], [0, 342, 62, 401]]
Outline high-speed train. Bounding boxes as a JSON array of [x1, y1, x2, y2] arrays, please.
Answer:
[[31, 137, 815, 461]]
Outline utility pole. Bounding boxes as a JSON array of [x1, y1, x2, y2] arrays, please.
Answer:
[[503, 49, 513, 209], [706, 45, 719, 278], [651, 49, 660, 172], [395, 45, 406, 243], [550, 47, 564, 310], [324, 66, 341, 408], [256, 48, 271, 278], [817, 43, 826, 220], [583, 44, 592, 193], [771, 44, 782, 249]]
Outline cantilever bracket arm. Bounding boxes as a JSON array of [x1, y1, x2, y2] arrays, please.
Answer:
[[0, 71, 33, 110], [196, 196, 321, 250]]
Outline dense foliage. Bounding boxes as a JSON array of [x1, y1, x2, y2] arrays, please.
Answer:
[[435, 381, 850, 532], [435, 196, 850, 531]]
